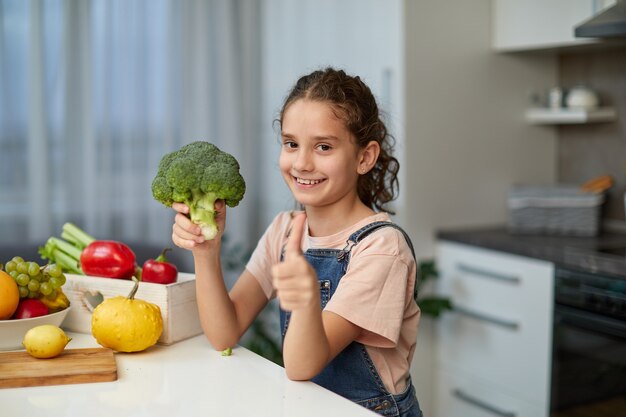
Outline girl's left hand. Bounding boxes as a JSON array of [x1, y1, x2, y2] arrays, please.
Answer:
[[271, 213, 319, 311]]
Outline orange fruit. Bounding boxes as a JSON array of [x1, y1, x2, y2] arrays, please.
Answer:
[[0, 270, 20, 319]]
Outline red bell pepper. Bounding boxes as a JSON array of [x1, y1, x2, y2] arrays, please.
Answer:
[[141, 248, 178, 285], [80, 241, 137, 279]]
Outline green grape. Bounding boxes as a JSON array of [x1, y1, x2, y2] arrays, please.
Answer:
[[49, 277, 60, 289], [47, 264, 62, 278], [27, 290, 38, 298], [16, 262, 29, 274], [18, 286, 29, 298], [57, 274, 66, 286], [40, 273, 50, 282], [5, 260, 17, 272], [27, 280, 40, 292], [28, 262, 40, 277], [46, 289, 57, 300], [11, 256, 24, 264], [9, 270, 19, 279], [40, 282, 53, 296], [16, 273, 30, 287], [31, 273, 43, 282]]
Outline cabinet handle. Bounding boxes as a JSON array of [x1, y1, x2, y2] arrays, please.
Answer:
[[457, 263, 520, 284], [452, 389, 516, 417], [454, 306, 519, 330]]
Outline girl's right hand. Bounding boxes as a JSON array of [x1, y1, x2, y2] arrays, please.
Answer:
[[171, 201, 224, 254]]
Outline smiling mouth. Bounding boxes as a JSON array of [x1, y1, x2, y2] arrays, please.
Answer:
[[294, 177, 325, 185]]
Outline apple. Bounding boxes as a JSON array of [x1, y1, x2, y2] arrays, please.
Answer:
[[12, 298, 49, 319]]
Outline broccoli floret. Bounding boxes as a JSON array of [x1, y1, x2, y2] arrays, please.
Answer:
[[151, 141, 246, 240]]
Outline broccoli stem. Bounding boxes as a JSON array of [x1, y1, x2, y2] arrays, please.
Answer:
[[189, 192, 219, 240]]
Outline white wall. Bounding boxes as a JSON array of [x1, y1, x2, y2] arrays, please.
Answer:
[[259, 0, 404, 233], [404, 1, 558, 414], [404, 1, 558, 256]]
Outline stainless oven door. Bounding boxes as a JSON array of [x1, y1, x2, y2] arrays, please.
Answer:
[[550, 304, 626, 417]]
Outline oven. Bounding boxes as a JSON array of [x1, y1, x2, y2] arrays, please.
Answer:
[[550, 267, 626, 416]]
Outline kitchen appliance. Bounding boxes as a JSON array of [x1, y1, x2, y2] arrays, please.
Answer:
[[550, 267, 626, 416], [575, 0, 626, 38]]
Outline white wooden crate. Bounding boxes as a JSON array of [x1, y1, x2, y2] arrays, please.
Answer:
[[62, 272, 202, 345]]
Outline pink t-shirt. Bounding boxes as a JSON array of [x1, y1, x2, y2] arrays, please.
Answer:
[[246, 211, 420, 394]]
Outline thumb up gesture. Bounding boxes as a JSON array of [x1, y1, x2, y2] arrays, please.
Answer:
[[271, 212, 319, 312]]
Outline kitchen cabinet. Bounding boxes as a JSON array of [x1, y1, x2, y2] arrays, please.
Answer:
[[434, 241, 554, 417], [492, 0, 617, 51], [436, 367, 548, 417]]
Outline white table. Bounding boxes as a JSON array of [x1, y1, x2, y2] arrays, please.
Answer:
[[1, 332, 375, 417]]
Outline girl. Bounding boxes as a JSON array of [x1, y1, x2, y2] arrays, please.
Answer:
[[171, 68, 422, 417]]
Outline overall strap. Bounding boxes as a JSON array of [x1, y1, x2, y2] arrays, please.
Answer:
[[338, 221, 417, 262], [336, 220, 419, 300]]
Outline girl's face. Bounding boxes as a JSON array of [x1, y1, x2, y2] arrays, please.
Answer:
[[279, 99, 364, 210]]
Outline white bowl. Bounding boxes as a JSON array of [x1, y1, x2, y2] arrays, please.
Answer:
[[0, 307, 71, 351], [566, 87, 599, 110]]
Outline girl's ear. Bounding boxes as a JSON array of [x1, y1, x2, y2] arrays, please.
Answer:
[[357, 141, 380, 175]]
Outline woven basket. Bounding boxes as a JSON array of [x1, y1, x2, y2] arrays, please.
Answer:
[[507, 185, 604, 236]]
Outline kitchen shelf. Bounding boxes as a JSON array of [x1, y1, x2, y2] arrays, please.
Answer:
[[525, 107, 617, 125]]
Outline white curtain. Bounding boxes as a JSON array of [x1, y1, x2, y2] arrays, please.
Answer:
[[0, 0, 261, 272]]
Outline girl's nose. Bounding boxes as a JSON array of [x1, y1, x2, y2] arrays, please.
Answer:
[[293, 148, 313, 172]]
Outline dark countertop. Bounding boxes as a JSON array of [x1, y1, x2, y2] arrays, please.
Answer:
[[437, 226, 626, 278]]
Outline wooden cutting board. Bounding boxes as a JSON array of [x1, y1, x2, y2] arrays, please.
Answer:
[[0, 347, 117, 388]]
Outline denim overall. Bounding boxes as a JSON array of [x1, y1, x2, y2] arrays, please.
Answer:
[[279, 221, 423, 417]]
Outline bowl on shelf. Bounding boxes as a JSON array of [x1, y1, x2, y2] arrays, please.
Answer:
[[0, 307, 71, 351], [566, 86, 599, 110]]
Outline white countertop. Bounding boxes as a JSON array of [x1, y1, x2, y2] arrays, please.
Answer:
[[1, 332, 375, 417]]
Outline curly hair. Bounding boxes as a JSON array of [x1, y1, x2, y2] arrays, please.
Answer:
[[278, 68, 400, 214]]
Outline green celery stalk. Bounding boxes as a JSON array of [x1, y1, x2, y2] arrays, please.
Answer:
[[62, 223, 96, 248], [51, 248, 83, 275], [39, 236, 84, 275], [48, 237, 82, 262]]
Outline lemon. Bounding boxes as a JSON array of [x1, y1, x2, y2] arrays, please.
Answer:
[[23, 325, 71, 359], [91, 279, 163, 353]]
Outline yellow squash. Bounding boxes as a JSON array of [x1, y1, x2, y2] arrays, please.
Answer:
[[91, 278, 163, 352]]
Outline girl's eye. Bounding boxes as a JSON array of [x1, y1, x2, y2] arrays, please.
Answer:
[[317, 144, 332, 152], [283, 140, 298, 149]]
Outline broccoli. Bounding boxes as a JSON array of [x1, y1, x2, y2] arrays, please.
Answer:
[[151, 141, 246, 240]]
